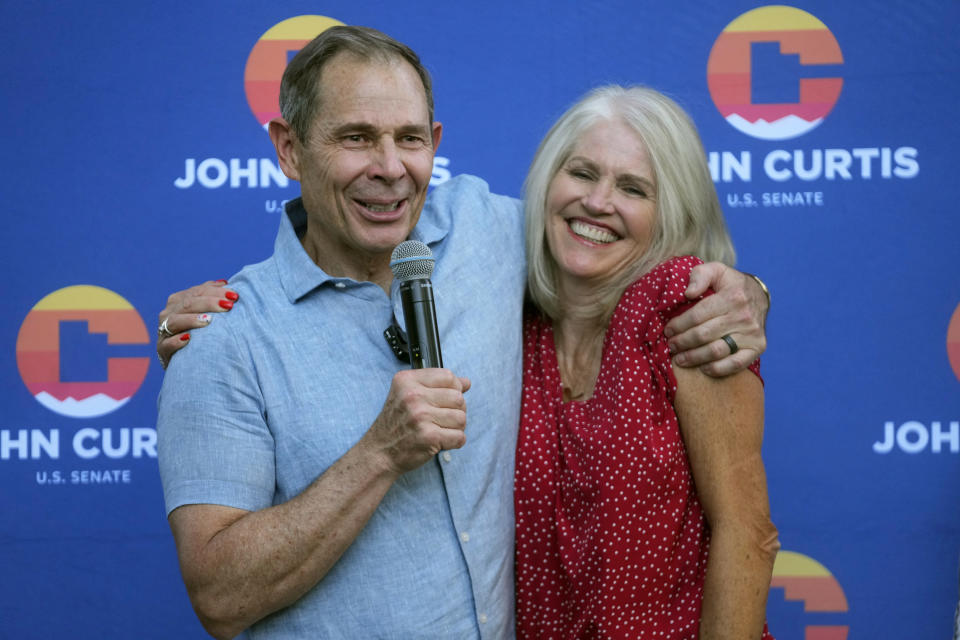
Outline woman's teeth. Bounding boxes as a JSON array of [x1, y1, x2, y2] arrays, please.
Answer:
[[569, 219, 617, 244]]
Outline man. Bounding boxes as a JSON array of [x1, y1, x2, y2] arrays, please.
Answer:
[[157, 25, 769, 639]]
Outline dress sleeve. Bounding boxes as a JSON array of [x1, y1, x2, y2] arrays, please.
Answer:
[[621, 257, 761, 401]]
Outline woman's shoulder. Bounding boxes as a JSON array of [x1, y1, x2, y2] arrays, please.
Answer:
[[636, 255, 703, 288], [620, 256, 705, 318]]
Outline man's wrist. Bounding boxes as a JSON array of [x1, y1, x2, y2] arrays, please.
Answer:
[[745, 272, 771, 312]]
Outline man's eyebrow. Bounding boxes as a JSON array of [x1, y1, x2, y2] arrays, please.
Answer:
[[329, 122, 431, 137], [395, 124, 431, 136], [330, 122, 378, 136]]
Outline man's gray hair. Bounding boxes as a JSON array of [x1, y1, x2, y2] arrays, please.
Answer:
[[279, 25, 435, 142]]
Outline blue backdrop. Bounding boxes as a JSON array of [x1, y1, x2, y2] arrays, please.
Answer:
[[2, 1, 958, 637]]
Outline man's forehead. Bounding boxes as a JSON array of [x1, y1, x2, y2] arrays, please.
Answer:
[[320, 53, 425, 99], [313, 55, 431, 127]]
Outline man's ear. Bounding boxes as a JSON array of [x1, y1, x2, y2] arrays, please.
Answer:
[[431, 121, 443, 153], [268, 117, 302, 181]]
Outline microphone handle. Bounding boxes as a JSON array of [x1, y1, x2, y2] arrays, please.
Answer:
[[400, 279, 443, 369]]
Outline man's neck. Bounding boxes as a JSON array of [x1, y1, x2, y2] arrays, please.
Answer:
[[299, 231, 394, 294]]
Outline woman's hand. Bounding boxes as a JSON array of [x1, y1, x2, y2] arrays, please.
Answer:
[[157, 280, 238, 368]]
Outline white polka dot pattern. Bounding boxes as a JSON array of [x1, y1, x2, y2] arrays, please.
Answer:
[[514, 256, 771, 639]]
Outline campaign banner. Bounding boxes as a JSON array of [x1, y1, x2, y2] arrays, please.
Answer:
[[2, 2, 957, 637]]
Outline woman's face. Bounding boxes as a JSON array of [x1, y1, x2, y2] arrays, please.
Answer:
[[545, 119, 658, 292]]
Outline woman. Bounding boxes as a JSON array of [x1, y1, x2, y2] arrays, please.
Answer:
[[514, 86, 778, 639]]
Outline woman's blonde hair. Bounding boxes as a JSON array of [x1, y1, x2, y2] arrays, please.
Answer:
[[524, 85, 735, 322]]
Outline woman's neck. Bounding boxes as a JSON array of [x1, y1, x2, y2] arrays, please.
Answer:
[[554, 311, 607, 403]]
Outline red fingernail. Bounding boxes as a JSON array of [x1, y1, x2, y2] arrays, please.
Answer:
[[225, 291, 239, 301], [215, 279, 228, 284], [180, 333, 191, 341], [219, 300, 234, 310]]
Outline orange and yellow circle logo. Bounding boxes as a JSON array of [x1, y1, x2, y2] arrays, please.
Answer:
[[948, 302, 960, 383], [243, 15, 345, 129], [707, 6, 844, 140], [771, 550, 849, 638], [16, 286, 151, 418]]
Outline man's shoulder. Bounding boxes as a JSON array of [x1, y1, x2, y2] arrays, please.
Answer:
[[420, 174, 524, 248], [425, 174, 521, 212], [179, 257, 284, 351], [218, 258, 276, 308], [229, 255, 276, 290]]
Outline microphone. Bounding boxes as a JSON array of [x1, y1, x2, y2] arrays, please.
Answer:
[[390, 241, 443, 369]]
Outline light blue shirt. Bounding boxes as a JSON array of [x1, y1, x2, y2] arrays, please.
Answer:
[[158, 175, 526, 639]]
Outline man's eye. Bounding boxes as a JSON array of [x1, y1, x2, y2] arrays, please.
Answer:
[[342, 134, 369, 146]]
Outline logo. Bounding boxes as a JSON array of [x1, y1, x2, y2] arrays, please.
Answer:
[[769, 550, 849, 639], [177, 15, 451, 192], [707, 5, 844, 140], [16, 286, 151, 418], [948, 301, 960, 383], [244, 15, 345, 129], [870, 302, 960, 455]]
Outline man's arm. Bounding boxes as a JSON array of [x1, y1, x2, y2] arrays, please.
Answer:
[[167, 368, 471, 640], [665, 262, 770, 377]]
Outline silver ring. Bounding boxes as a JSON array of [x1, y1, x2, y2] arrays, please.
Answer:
[[721, 334, 739, 355], [158, 317, 174, 339]]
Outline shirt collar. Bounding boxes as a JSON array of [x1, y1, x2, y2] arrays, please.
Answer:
[[275, 196, 449, 304]]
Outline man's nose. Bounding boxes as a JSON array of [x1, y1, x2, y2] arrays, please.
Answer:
[[368, 139, 406, 181]]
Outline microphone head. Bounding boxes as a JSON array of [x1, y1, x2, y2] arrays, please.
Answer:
[[390, 240, 435, 281]]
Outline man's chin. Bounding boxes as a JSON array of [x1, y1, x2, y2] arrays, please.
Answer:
[[360, 228, 417, 257], [350, 202, 423, 255]]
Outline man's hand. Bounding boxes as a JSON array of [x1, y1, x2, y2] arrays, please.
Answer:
[[364, 369, 472, 475], [157, 280, 238, 368], [665, 262, 769, 377]]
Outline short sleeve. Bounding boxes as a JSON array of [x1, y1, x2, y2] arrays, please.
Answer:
[[618, 257, 761, 396], [157, 309, 276, 516]]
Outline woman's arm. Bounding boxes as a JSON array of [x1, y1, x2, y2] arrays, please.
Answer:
[[672, 365, 779, 640]]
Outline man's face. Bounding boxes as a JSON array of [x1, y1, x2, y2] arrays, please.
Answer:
[[283, 54, 441, 279]]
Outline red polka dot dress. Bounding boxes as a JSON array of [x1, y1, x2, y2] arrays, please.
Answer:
[[514, 256, 771, 639]]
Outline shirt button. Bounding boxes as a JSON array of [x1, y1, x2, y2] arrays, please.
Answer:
[[478, 614, 488, 624], [460, 532, 470, 543], [334, 282, 346, 289], [442, 452, 452, 462]]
